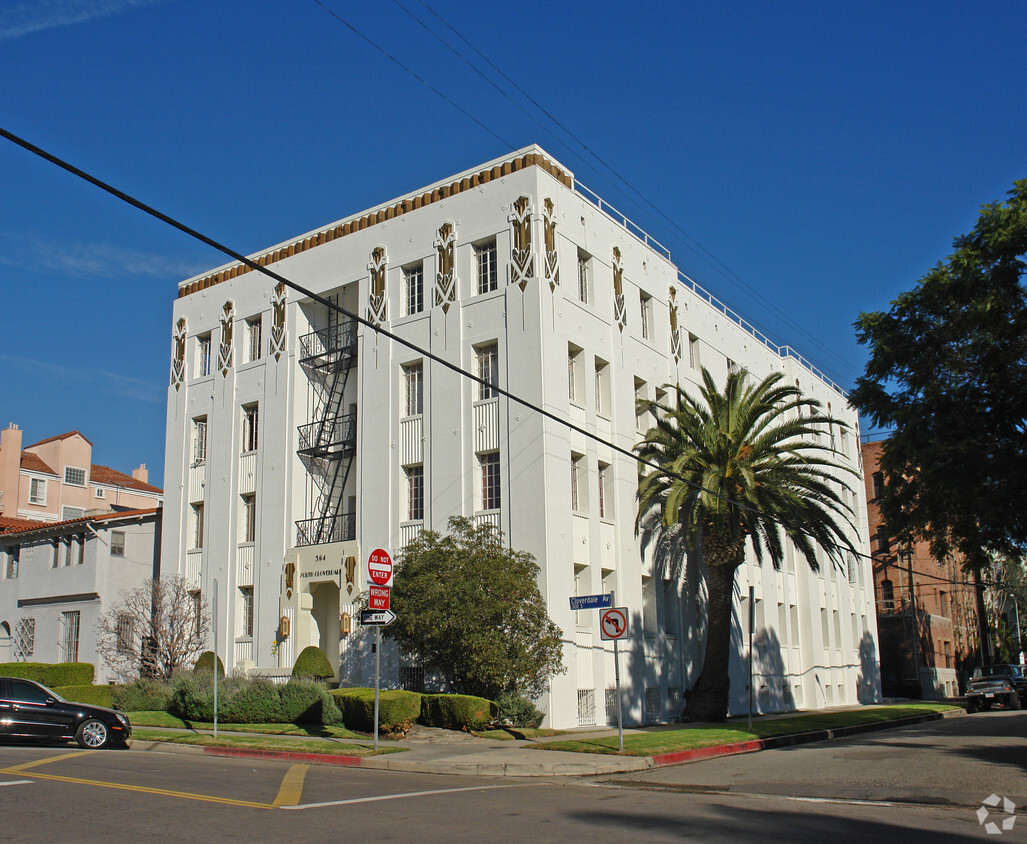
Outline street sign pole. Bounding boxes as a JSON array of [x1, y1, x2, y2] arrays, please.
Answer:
[[609, 591, 623, 752], [373, 625, 381, 751], [747, 584, 754, 732], [212, 578, 218, 740]]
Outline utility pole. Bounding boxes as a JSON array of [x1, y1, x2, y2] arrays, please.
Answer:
[[901, 544, 920, 695], [1010, 593, 1022, 665]]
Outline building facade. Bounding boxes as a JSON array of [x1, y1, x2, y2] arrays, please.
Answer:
[[0, 425, 163, 522], [0, 509, 162, 682], [162, 146, 879, 726], [862, 439, 978, 697]]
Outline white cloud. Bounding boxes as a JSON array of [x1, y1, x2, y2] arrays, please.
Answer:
[[0, 233, 205, 280], [0, 355, 165, 405], [0, 0, 170, 43]]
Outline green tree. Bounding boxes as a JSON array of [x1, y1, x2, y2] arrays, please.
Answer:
[[850, 179, 1027, 661], [635, 369, 858, 722], [385, 517, 565, 701]]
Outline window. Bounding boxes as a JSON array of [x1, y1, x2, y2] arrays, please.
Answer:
[[242, 404, 259, 453], [404, 263, 424, 316], [5, 545, 19, 579], [634, 378, 648, 430], [60, 611, 80, 662], [594, 357, 610, 416], [29, 478, 46, 505], [727, 358, 739, 375], [192, 503, 205, 550], [116, 614, 134, 654], [64, 466, 86, 486], [197, 333, 212, 377], [576, 250, 590, 304], [688, 333, 700, 370], [189, 590, 202, 639], [61, 506, 85, 521], [847, 553, 857, 584], [240, 586, 254, 638], [406, 466, 424, 521], [570, 453, 584, 512], [568, 344, 583, 404], [9, 679, 49, 705], [480, 452, 501, 511], [872, 472, 885, 500], [14, 618, 34, 659], [640, 292, 652, 340], [881, 579, 894, 610], [574, 565, 590, 628], [474, 239, 498, 294], [598, 462, 611, 519], [938, 590, 948, 617], [246, 317, 262, 362], [94, 487, 105, 499], [242, 494, 256, 543], [62, 536, 72, 567], [51, 540, 59, 568], [193, 417, 208, 466], [403, 363, 423, 416], [476, 343, 498, 400], [876, 526, 890, 555], [662, 580, 679, 635], [111, 530, 126, 557], [642, 575, 657, 634]]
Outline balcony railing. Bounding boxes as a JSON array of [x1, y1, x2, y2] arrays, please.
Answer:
[[299, 321, 357, 367], [296, 512, 355, 547], [297, 412, 357, 457]]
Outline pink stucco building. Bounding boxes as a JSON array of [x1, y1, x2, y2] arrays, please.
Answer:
[[0, 424, 162, 523]]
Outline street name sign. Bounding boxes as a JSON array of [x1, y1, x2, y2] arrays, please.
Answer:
[[569, 593, 613, 612], [367, 547, 394, 588], [368, 585, 390, 611], [360, 609, 396, 626], [600, 607, 629, 641]]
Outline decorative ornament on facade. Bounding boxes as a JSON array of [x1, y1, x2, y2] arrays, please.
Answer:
[[669, 285, 682, 362], [284, 562, 295, 600], [217, 300, 235, 375], [171, 317, 187, 389], [542, 197, 559, 290], [612, 247, 627, 332], [367, 246, 388, 326], [345, 555, 357, 598], [508, 195, 535, 291], [434, 222, 458, 312], [269, 281, 287, 361]]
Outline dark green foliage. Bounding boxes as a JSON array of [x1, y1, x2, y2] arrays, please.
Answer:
[[193, 651, 225, 678], [0, 663, 94, 687], [496, 691, 545, 728], [54, 685, 115, 708], [224, 678, 285, 724], [279, 679, 343, 726], [386, 517, 565, 700], [331, 688, 421, 734], [291, 646, 334, 680], [114, 678, 174, 713], [169, 671, 223, 721], [419, 693, 497, 732], [168, 673, 342, 725]]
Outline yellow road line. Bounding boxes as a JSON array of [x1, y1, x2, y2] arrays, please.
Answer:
[[0, 768, 273, 810], [272, 764, 309, 807], [2, 751, 94, 773]]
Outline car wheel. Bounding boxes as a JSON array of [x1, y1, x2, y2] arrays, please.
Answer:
[[1009, 693, 1022, 711], [965, 700, 977, 713], [76, 718, 110, 749]]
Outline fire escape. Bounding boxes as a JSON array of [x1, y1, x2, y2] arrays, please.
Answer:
[[295, 317, 358, 546]]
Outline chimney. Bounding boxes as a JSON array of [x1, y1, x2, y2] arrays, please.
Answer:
[[132, 463, 148, 484], [0, 424, 23, 514]]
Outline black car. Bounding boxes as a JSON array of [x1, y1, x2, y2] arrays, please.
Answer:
[[964, 664, 1026, 713], [0, 677, 131, 748]]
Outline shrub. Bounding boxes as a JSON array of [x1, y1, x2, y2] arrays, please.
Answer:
[[193, 651, 225, 678], [291, 646, 334, 680], [225, 678, 284, 724], [114, 678, 174, 713], [420, 693, 497, 732], [169, 670, 227, 721], [54, 684, 115, 708], [497, 692, 545, 729], [332, 688, 421, 734], [0, 662, 94, 687], [279, 679, 343, 726]]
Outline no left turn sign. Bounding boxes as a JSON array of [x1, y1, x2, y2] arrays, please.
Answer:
[[600, 607, 628, 641]]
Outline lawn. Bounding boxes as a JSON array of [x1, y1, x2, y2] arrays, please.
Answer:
[[127, 710, 367, 740], [471, 727, 570, 741], [131, 728, 401, 756], [536, 703, 960, 756]]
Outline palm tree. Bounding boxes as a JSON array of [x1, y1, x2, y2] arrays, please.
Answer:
[[635, 368, 858, 722]]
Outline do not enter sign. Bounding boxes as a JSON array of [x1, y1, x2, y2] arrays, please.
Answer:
[[367, 547, 394, 588], [600, 607, 628, 641]]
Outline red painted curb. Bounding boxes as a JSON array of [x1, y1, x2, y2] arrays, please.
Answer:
[[202, 746, 364, 767], [650, 739, 765, 766]]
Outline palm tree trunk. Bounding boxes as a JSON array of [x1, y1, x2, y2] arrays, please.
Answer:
[[685, 535, 745, 722]]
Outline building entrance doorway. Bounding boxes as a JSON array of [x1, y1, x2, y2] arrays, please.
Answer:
[[309, 581, 340, 675]]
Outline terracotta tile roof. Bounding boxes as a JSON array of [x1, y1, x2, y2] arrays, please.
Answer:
[[0, 508, 159, 536], [25, 430, 93, 448], [90, 464, 163, 495], [19, 452, 57, 475], [0, 515, 46, 534]]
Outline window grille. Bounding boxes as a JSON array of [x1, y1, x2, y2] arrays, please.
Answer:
[[14, 618, 34, 659], [193, 419, 207, 465], [404, 364, 423, 416], [116, 614, 134, 654], [577, 689, 596, 726], [667, 687, 683, 715], [407, 466, 424, 521], [480, 453, 501, 511], [645, 686, 661, 722], [60, 611, 80, 663], [475, 240, 498, 294], [242, 404, 259, 453], [476, 344, 498, 400], [605, 688, 620, 725], [400, 666, 425, 692], [247, 318, 262, 361]]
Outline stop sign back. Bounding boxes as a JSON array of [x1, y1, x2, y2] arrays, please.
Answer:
[[367, 547, 394, 588]]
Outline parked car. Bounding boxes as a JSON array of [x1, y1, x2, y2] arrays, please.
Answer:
[[0, 677, 131, 748], [964, 664, 1026, 712]]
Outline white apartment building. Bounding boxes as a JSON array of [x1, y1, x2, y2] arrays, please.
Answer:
[[162, 146, 880, 727]]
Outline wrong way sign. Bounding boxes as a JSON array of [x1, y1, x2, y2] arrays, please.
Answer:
[[600, 607, 628, 641]]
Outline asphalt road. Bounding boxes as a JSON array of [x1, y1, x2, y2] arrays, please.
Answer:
[[0, 711, 1021, 842]]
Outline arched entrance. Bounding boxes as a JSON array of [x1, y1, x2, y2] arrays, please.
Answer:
[[310, 581, 341, 675]]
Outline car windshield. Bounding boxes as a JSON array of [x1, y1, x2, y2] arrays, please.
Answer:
[[973, 665, 1014, 679]]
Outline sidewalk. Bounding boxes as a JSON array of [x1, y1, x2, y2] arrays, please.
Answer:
[[129, 704, 966, 778]]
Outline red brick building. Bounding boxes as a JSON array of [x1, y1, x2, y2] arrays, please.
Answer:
[[862, 440, 979, 697]]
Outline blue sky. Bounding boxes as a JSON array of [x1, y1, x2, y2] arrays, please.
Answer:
[[1, 0, 1024, 489]]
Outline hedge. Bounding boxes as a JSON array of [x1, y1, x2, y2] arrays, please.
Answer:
[[291, 646, 334, 680], [0, 662, 94, 687], [113, 678, 174, 713], [332, 688, 422, 734], [193, 651, 225, 678], [54, 684, 115, 709], [420, 693, 497, 732], [168, 673, 342, 725]]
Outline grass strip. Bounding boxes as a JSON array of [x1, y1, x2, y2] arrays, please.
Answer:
[[471, 727, 570, 741], [127, 711, 364, 739], [535, 704, 960, 756], [131, 728, 403, 756]]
